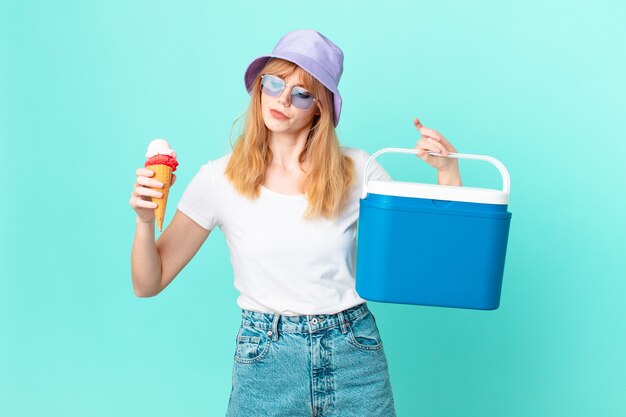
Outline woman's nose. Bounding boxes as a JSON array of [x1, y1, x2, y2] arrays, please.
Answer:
[[277, 87, 292, 106]]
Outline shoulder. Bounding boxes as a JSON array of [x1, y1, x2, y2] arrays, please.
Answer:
[[340, 146, 367, 158], [185, 152, 232, 189], [198, 152, 232, 178], [341, 146, 392, 182], [207, 152, 232, 170], [340, 146, 370, 164], [341, 147, 380, 176]]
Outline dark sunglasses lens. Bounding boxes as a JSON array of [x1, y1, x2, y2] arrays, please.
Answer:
[[292, 87, 314, 110], [260, 75, 284, 97]]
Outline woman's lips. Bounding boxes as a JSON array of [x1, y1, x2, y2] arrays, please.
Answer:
[[270, 109, 288, 120]]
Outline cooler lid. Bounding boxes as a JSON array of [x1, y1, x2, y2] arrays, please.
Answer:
[[367, 180, 509, 205], [362, 148, 511, 205]]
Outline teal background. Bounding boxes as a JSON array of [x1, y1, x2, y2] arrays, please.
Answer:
[[1, 0, 625, 416]]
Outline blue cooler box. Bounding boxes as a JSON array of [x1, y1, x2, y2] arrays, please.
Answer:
[[356, 148, 512, 310]]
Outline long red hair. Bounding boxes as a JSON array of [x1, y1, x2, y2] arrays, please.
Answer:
[[225, 58, 355, 219]]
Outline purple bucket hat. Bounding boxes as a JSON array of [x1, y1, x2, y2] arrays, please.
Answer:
[[244, 29, 344, 127]]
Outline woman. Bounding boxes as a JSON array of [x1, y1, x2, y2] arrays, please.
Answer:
[[130, 30, 461, 416]]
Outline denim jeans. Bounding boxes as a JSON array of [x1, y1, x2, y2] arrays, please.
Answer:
[[226, 302, 396, 417]]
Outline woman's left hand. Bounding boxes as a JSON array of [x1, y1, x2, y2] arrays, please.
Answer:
[[413, 117, 462, 185]]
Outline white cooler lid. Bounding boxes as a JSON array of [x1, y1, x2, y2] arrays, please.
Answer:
[[367, 180, 509, 205]]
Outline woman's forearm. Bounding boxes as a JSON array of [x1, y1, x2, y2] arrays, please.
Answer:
[[438, 167, 462, 186], [131, 217, 163, 297]]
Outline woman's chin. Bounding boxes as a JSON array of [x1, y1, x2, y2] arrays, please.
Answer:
[[264, 118, 293, 132], [263, 115, 313, 136], [264, 121, 285, 132]]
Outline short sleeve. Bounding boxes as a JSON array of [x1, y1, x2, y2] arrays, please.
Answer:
[[176, 162, 220, 231]]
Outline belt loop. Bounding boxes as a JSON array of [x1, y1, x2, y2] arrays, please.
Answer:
[[337, 311, 348, 334], [271, 313, 280, 341]]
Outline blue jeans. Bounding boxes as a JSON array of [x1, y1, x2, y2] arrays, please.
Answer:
[[226, 302, 396, 417]]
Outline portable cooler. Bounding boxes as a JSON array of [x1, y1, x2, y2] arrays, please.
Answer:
[[355, 148, 512, 310]]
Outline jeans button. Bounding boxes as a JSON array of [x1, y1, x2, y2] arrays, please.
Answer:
[[311, 318, 318, 325]]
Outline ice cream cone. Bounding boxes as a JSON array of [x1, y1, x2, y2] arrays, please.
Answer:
[[144, 138, 178, 232], [146, 164, 173, 232]]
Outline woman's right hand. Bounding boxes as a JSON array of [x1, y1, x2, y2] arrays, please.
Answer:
[[129, 168, 177, 224]]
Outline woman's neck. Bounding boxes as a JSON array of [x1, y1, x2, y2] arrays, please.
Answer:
[[267, 130, 309, 170]]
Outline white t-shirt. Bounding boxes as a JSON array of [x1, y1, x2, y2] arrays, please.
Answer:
[[176, 147, 391, 316]]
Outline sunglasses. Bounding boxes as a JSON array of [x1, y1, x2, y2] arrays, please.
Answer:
[[260, 74, 317, 110]]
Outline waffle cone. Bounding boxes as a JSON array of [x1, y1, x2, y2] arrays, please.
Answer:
[[146, 164, 173, 232]]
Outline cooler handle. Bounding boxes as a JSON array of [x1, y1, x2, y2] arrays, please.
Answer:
[[362, 147, 511, 199]]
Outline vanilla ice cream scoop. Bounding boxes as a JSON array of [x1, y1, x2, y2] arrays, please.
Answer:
[[146, 138, 177, 159]]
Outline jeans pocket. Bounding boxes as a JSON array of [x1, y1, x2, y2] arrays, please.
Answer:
[[347, 312, 383, 351], [234, 325, 271, 364]]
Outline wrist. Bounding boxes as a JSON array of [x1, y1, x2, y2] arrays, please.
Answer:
[[136, 217, 156, 234], [437, 166, 462, 186], [136, 216, 153, 225]]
